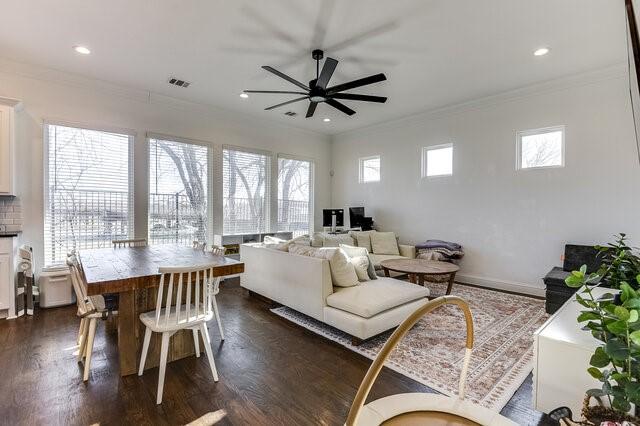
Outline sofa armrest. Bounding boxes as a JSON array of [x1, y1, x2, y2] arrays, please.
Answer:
[[399, 244, 416, 259]]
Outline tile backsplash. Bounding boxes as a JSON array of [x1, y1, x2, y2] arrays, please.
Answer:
[[0, 197, 22, 233]]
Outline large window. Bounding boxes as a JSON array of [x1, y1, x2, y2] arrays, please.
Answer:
[[422, 144, 453, 177], [517, 126, 565, 170], [223, 148, 270, 235], [278, 157, 313, 237], [44, 124, 133, 264], [359, 155, 381, 183], [148, 137, 209, 245]]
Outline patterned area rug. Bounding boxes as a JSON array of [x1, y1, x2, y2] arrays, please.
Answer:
[[271, 281, 548, 411]]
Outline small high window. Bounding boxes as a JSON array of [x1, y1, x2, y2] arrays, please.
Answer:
[[359, 156, 380, 183], [517, 126, 565, 170], [422, 144, 453, 178]]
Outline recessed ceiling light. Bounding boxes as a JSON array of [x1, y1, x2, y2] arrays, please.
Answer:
[[323, 118, 331, 122], [73, 45, 91, 55], [240, 93, 249, 99], [534, 47, 549, 56]]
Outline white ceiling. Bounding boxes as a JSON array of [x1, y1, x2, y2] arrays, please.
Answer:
[[0, 0, 628, 135]]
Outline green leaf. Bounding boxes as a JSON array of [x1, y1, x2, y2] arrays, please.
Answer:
[[605, 339, 631, 360], [630, 330, 640, 346], [590, 347, 611, 368], [587, 367, 603, 380], [615, 306, 631, 321], [624, 298, 640, 309], [607, 320, 628, 335], [577, 311, 600, 322], [630, 310, 639, 323], [565, 275, 584, 288], [580, 265, 587, 274]]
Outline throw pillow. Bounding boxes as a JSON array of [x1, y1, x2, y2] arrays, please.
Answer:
[[263, 235, 286, 244], [350, 230, 376, 252], [339, 244, 377, 280], [263, 242, 288, 251], [311, 247, 359, 287], [350, 255, 371, 281], [371, 232, 400, 255]]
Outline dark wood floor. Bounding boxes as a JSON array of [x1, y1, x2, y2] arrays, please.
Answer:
[[0, 280, 554, 425]]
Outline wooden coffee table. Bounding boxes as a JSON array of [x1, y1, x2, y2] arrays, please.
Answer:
[[380, 259, 460, 295]]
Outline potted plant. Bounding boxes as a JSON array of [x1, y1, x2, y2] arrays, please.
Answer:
[[565, 234, 640, 424]]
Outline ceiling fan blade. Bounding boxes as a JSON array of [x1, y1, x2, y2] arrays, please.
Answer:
[[244, 90, 308, 95], [262, 66, 309, 90], [331, 93, 387, 103], [326, 73, 387, 95], [316, 57, 338, 89], [265, 96, 309, 111], [326, 99, 356, 116], [306, 102, 318, 118]]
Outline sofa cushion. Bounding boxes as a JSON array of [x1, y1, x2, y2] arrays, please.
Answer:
[[351, 256, 371, 281], [288, 244, 317, 256], [322, 233, 355, 247], [371, 232, 400, 255], [369, 253, 407, 269], [340, 244, 377, 280], [350, 230, 376, 252], [326, 278, 429, 318]]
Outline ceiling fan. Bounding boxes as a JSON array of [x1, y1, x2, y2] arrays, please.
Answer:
[[244, 49, 387, 118]]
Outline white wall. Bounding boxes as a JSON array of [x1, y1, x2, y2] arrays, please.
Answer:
[[331, 67, 640, 295], [0, 61, 331, 270]]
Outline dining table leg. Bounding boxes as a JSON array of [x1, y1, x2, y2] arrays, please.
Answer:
[[118, 290, 138, 376]]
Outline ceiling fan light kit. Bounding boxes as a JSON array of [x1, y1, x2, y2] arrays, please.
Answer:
[[243, 49, 388, 118]]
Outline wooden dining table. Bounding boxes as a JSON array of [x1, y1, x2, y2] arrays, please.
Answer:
[[79, 244, 244, 377]]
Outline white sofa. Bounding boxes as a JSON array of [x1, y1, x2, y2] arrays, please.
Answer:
[[240, 243, 429, 341]]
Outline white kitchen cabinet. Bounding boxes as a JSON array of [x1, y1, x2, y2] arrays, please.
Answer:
[[0, 99, 20, 196], [0, 237, 16, 318]]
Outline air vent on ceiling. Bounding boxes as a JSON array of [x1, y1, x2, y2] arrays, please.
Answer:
[[168, 77, 191, 88], [284, 111, 297, 116]]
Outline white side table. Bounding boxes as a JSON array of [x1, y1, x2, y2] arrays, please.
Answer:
[[533, 286, 613, 416]]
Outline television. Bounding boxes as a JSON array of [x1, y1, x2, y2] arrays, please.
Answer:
[[322, 209, 344, 228], [349, 207, 365, 228]]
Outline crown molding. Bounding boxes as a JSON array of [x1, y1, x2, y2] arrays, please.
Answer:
[[332, 62, 628, 139], [0, 57, 329, 140]]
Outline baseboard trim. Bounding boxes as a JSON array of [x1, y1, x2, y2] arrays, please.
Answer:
[[455, 273, 546, 298]]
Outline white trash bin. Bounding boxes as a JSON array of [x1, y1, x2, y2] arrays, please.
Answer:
[[39, 264, 74, 308]]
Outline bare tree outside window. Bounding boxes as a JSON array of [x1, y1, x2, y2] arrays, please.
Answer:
[[519, 127, 564, 169], [44, 125, 131, 264], [223, 149, 269, 235], [278, 158, 312, 236], [148, 139, 208, 245]]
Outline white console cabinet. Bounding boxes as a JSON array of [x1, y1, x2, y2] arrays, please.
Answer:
[[533, 287, 612, 416], [0, 237, 16, 319], [0, 99, 19, 196]]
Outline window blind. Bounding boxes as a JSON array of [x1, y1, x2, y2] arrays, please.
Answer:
[[223, 148, 271, 235], [278, 157, 313, 237], [44, 124, 133, 264], [148, 138, 209, 245]]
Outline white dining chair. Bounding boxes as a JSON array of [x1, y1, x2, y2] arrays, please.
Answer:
[[138, 264, 223, 404], [192, 240, 207, 250], [112, 238, 147, 248], [67, 253, 117, 381], [210, 245, 226, 256]]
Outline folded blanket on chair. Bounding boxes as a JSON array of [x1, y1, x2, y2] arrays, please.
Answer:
[[415, 239, 462, 251]]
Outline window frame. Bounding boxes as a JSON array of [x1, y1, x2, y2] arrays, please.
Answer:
[[43, 121, 135, 265], [516, 125, 565, 171], [421, 143, 454, 178], [358, 155, 381, 183]]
